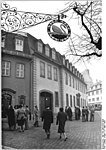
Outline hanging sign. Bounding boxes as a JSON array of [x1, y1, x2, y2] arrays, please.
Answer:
[[47, 19, 71, 42]]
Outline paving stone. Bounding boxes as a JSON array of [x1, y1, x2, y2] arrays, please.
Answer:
[[2, 111, 101, 149]]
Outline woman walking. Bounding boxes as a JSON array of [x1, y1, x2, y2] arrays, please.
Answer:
[[17, 105, 26, 132], [56, 107, 68, 141]]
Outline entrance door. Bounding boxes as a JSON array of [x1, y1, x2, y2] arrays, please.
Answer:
[[2, 93, 12, 118], [40, 92, 53, 117]]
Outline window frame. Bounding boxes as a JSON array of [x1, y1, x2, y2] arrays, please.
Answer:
[[38, 41, 43, 53], [16, 63, 25, 78], [40, 61, 45, 78], [47, 64, 52, 80], [2, 61, 11, 77], [15, 38, 24, 51], [54, 67, 58, 81]]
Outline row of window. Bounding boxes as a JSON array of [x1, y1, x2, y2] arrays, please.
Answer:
[[2, 36, 56, 60], [55, 92, 86, 108], [66, 93, 86, 108], [90, 84, 102, 90], [88, 89, 102, 96], [65, 72, 86, 94], [40, 61, 58, 81], [89, 97, 100, 102], [2, 61, 24, 78]]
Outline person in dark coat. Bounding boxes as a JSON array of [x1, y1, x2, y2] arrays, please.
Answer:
[[82, 106, 86, 122], [7, 105, 15, 130], [78, 107, 81, 120], [42, 107, 53, 139], [85, 106, 89, 121], [56, 107, 68, 141], [67, 106, 72, 121]]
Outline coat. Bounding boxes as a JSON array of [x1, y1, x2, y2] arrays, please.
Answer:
[[42, 109, 53, 130], [56, 111, 67, 133]]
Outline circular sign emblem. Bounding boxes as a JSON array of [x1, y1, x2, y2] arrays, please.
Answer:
[[47, 20, 71, 42]]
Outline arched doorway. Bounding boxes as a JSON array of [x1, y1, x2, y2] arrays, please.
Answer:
[[39, 91, 53, 117], [2, 88, 16, 118]]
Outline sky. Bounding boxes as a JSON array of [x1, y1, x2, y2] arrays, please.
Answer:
[[3, 0, 103, 83]]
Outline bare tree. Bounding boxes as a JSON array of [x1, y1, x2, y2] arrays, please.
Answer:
[[59, 1, 102, 64]]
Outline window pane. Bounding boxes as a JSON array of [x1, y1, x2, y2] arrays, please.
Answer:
[[16, 39, 23, 51], [40, 62, 45, 77], [2, 61, 10, 76], [16, 64, 24, 78]]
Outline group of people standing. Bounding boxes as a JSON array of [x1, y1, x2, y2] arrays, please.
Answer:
[[6, 104, 30, 132]]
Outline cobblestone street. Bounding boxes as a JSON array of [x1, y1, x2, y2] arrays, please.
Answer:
[[2, 111, 101, 149]]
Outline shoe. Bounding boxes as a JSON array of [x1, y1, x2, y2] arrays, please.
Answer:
[[64, 137, 68, 141]]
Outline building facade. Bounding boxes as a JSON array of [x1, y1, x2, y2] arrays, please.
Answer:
[[1, 30, 87, 117], [87, 80, 102, 110]]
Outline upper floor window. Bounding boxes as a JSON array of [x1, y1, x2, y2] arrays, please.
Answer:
[[92, 98, 95, 101], [54, 67, 58, 81], [47, 64, 52, 79], [66, 94, 69, 106], [45, 46, 50, 56], [16, 63, 24, 78], [69, 75, 71, 86], [92, 91, 94, 95], [63, 57, 65, 65], [89, 99, 91, 102], [2, 61, 10, 76], [97, 97, 99, 101], [15, 39, 23, 51], [1, 35, 6, 48], [52, 50, 56, 60], [70, 95, 72, 107], [65, 72, 68, 85], [96, 90, 99, 95], [38, 42, 43, 53], [40, 61, 45, 78]]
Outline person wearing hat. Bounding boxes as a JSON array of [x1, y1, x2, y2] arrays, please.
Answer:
[[42, 107, 53, 139]]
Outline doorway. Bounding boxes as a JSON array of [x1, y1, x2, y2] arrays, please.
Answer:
[[39, 91, 53, 117]]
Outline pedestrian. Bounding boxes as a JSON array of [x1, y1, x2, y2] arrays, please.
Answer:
[[33, 105, 39, 127], [17, 105, 26, 132], [67, 106, 72, 121], [14, 105, 19, 130], [85, 106, 89, 121], [56, 107, 68, 141], [7, 105, 15, 130], [82, 106, 86, 122], [78, 106, 81, 120], [42, 107, 53, 139], [24, 105, 30, 130], [90, 106, 95, 122]]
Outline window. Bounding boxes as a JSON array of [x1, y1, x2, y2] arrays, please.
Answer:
[[92, 98, 95, 101], [63, 57, 65, 65], [47, 64, 52, 79], [73, 77, 74, 88], [96, 90, 99, 95], [89, 99, 91, 102], [45, 46, 50, 56], [40, 62, 45, 77], [73, 96, 75, 107], [70, 95, 72, 107], [69, 75, 71, 86], [2, 61, 10, 76], [16, 63, 24, 78], [97, 97, 99, 101], [52, 50, 56, 59], [65, 72, 68, 85], [1, 35, 6, 48], [38, 42, 43, 53], [55, 92, 59, 107], [54, 67, 58, 81], [66, 94, 69, 106], [92, 91, 94, 95], [15, 39, 23, 51]]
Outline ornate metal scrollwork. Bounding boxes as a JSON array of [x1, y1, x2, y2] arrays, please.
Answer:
[[1, 2, 61, 32]]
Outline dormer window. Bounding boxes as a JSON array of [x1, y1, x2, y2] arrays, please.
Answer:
[[52, 50, 56, 60], [15, 39, 23, 51], [38, 42, 43, 53], [1, 35, 6, 48], [45, 46, 50, 56]]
